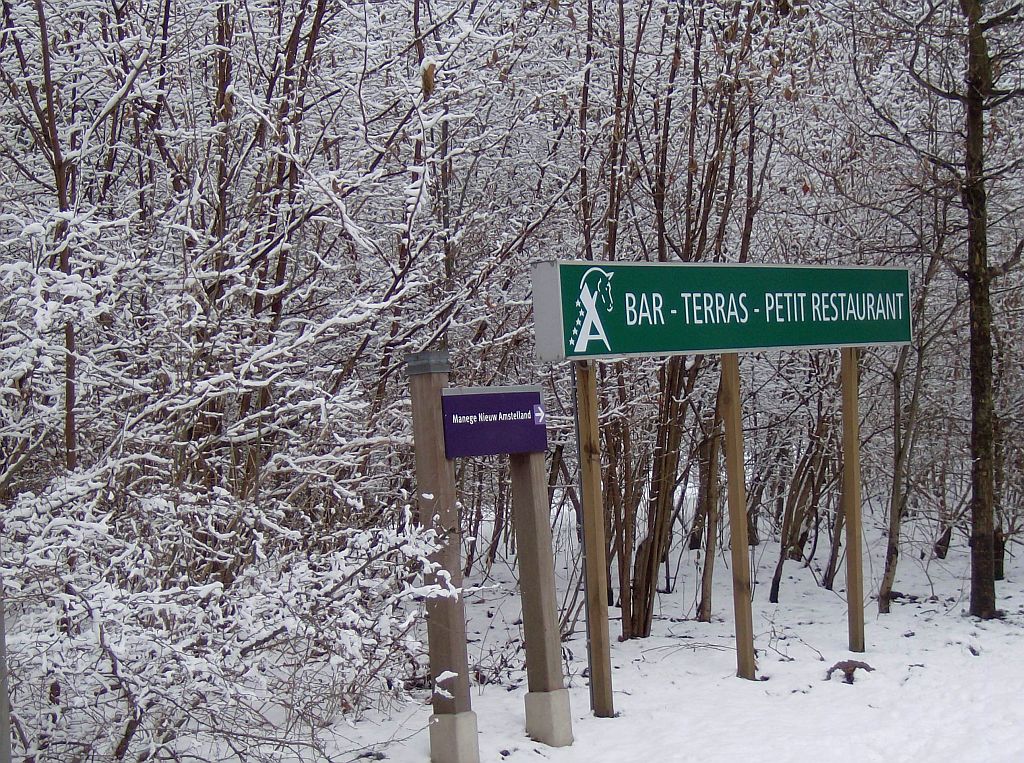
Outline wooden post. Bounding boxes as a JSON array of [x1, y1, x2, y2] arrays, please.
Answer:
[[510, 452, 574, 746], [841, 347, 866, 653], [573, 361, 614, 717], [406, 351, 480, 763], [720, 353, 757, 680]]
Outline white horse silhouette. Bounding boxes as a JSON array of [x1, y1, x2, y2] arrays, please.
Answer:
[[571, 267, 615, 353]]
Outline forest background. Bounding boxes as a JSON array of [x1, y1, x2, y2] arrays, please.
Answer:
[[1, 0, 1023, 760]]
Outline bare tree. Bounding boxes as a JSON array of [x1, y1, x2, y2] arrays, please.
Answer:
[[850, 0, 1024, 618]]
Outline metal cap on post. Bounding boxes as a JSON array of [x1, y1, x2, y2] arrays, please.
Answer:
[[406, 350, 451, 378], [406, 350, 480, 763]]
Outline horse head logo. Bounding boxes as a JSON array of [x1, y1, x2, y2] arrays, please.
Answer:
[[570, 267, 615, 353]]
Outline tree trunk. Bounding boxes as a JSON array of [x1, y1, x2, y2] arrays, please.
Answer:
[[959, 0, 997, 619], [878, 364, 906, 615], [769, 416, 828, 603], [823, 504, 845, 591], [33, 0, 77, 470], [629, 355, 703, 637], [696, 416, 722, 622], [879, 243, 942, 612]]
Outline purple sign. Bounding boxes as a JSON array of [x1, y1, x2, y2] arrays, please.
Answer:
[[442, 386, 548, 458]]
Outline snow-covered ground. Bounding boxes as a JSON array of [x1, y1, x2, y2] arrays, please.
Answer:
[[335, 527, 1024, 762]]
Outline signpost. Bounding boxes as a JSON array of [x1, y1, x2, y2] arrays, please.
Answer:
[[573, 362, 614, 716], [408, 369, 573, 754], [532, 260, 912, 690], [407, 352, 479, 763], [841, 348, 866, 652], [720, 353, 756, 679], [440, 384, 572, 746]]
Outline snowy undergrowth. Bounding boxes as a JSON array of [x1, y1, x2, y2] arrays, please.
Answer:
[[2, 470, 441, 762]]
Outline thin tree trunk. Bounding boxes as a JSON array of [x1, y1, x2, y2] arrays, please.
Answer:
[[770, 416, 828, 602], [578, 0, 595, 261], [696, 415, 722, 622], [33, 0, 77, 469], [823, 504, 845, 592], [879, 244, 941, 612], [463, 464, 484, 577], [630, 357, 698, 637]]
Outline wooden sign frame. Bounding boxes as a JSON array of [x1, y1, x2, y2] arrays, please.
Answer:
[[407, 352, 573, 761]]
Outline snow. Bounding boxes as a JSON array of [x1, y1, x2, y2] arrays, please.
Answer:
[[335, 533, 1024, 762]]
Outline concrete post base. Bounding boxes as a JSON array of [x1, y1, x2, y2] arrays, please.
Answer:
[[429, 711, 480, 763], [524, 688, 574, 747]]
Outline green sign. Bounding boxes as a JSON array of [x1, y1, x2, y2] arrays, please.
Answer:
[[532, 261, 912, 361]]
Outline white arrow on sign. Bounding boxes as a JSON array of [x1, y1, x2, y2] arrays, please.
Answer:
[[533, 404, 546, 426]]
